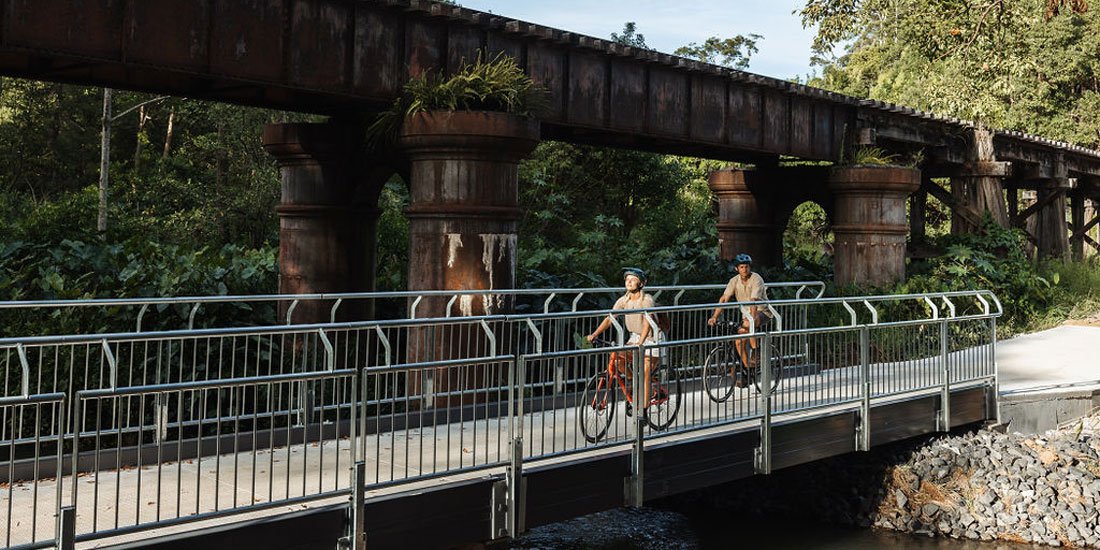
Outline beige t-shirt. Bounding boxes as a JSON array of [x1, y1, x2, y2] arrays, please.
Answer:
[[722, 272, 772, 318], [613, 292, 656, 336]]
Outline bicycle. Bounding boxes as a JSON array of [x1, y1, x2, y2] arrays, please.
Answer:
[[702, 320, 783, 402], [576, 338, 682, 443]]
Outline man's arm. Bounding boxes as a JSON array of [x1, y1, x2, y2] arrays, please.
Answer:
[[708, 290, 733, 326]]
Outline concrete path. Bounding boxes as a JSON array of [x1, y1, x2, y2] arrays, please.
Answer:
[[996, 325, 1100, 393], [995, 324, 1100, 434]]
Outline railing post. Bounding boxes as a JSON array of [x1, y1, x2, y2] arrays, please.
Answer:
[[755, 333, 772, 475], [857, 326, 871, 451], [56, 505, 75, 550], [494, 355, 526, 539], [625, 348, 645, 507], [989, 317, 1001, 424], [939, 320, 951, 431], [340, 461, 366, 550]]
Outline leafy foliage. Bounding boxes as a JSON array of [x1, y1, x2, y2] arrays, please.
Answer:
[[366, 53, 548, 147], [675, 34, 763, 69], [898, 217, 1055, 330], [0, 237, 277, 336], [801, 0, 1100, 148]]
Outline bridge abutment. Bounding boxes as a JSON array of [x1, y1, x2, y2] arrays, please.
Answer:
[[707, 168, 783, 268], [263, 122, 387, 324], [829, 166, 920, 287]]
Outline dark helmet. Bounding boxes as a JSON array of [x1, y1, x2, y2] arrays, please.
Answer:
[[622, 267, 647, 285], [734, 253, 753, 266]]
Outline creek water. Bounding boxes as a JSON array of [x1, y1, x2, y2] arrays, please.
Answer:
[[513, 506, 1043, 549]]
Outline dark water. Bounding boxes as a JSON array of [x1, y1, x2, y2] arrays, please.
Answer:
[[513, 507, 1042, 550]]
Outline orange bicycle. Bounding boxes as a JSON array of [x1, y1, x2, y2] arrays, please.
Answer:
[[578, 340, 682, 443]]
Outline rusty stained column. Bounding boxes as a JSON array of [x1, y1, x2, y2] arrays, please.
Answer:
[[398, 111, 538, 407], [263, 122, 386, 325], [707, 168, 783, 268], [828, 166, 920, 287]]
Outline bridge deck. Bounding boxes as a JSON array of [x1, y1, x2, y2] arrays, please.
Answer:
[[0, 357, 978, 548]]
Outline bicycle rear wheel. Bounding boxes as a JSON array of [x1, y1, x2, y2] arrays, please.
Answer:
[[644, 364, 682, 431], [579, 373, 616, 443], [702, 344, 736, 403]]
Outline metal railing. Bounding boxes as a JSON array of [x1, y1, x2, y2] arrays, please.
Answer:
[[0, 288, 1000, 548], [0, 281, 825, 336]]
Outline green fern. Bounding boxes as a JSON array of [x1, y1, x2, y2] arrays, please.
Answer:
[[365, 52, 549, 149]]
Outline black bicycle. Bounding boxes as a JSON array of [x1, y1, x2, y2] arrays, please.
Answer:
[[702, 321, 783, 402], [576, 338, 683, 443]]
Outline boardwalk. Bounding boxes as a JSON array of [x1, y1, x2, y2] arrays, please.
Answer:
[[2, 352, 986, 548]]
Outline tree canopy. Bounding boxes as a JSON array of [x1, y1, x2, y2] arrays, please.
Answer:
[[800, 0, 1100, 148]]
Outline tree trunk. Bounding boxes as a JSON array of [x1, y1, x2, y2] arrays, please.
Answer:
[[134, 104, 147, 173], [971, 128, 1009, 227], [98, 88, 113, 234], [162, 108, 176, 159]]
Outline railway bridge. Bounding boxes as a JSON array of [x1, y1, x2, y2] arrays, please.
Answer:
[[0, 0, 1094, 322]]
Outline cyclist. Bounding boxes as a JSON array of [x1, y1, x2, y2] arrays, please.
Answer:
[[707, 253, 772, 387], [586, 267, 664, 406]]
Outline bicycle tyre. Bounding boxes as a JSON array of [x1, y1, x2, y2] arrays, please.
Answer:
[[579, 373, 616, 443], [750, 342, 783, 394], [702, 344, 736, 403], [644, 364, 683, 431]]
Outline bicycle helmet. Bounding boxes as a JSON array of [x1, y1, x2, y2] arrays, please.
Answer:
[[734, 253, 753, 266], [622, 267, 647, 285]]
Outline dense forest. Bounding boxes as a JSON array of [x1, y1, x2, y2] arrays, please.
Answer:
[[0, 4, 1097, 336]]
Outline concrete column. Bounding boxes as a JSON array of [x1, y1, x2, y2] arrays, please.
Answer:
[[707, 168, 782, 268], [263, 122, 385, 324], [829, 166, 920, 287]]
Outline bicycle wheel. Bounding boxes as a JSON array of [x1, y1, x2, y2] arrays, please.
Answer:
[[750, 342, 783, 394], [702, 344, 736, 403], [644, 364, 683, 431], [579, 373, 616, 443]]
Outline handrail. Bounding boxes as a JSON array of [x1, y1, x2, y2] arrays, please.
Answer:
[[0, 289, 1002, 347]]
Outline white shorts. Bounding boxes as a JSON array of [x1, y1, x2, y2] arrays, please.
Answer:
[[627, 332, 665, 358]]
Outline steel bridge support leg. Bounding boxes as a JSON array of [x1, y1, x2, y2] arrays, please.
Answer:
[[625, 350, 645, 507], [857, 326, 871, 451], [340, 461, 366, 550], [754, 334, 773, 475], [56, 505, 75, 550], [939, 321, 952, 432]]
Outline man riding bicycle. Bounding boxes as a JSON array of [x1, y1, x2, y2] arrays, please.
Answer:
[[586, 267, 665, 407], [707, 254, 772, 387]]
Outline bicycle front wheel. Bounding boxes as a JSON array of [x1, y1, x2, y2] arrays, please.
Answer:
[[702, 344, 736, 403], [579, 373, 616, 443], [645, 364, 682, 431]]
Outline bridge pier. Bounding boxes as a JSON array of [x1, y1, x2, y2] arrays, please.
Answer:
[[398, 112, 540, 318], [1035, 181, 1071, 260], [707, 168, 783, 268], [263, 122, 389, 324], [829, 166, 920, 287]]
